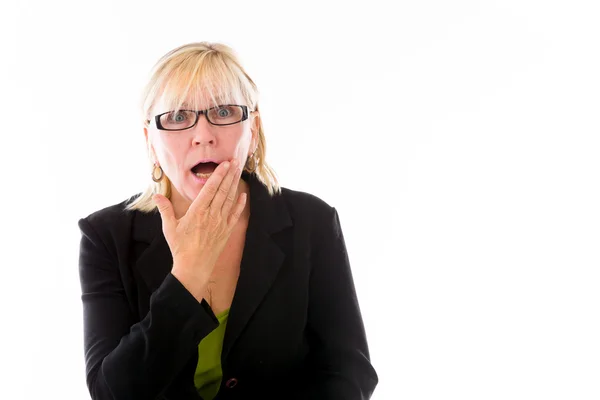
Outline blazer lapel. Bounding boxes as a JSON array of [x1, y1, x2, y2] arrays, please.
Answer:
[[222, 172, 292, 360], [131, 171, 293, 360], [132, 207, 171, 296]]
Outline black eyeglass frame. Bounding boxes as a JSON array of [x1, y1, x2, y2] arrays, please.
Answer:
[[152, 104, 250, 131]]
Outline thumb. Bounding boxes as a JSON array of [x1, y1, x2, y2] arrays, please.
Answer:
[[153, 194, 175, 223]]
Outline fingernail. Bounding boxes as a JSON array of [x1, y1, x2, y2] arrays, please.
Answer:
[[223, 161, 230, 169]]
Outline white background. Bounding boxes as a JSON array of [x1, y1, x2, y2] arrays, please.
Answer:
[[1, 0, 599, 399]]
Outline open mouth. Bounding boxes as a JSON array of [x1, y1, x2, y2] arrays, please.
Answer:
[[191, 161, 219, 178]]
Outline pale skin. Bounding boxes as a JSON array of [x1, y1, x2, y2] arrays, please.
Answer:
[[144, 100, 260, 306]]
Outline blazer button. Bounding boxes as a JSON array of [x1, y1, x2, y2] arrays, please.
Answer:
[[225, 377, 238, 389]]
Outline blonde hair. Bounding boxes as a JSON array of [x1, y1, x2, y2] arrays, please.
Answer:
[[125, 41, 281, 213]]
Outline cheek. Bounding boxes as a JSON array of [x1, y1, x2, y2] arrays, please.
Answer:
[[157, 136, 186, 160], [233, 142, 249, 160], [234, 129, 253, 151]]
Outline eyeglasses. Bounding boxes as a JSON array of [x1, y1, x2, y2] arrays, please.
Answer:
[[153, 105, 250, 131]]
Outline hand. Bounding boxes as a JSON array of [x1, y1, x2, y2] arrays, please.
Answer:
[[152, 159, 247, 297]]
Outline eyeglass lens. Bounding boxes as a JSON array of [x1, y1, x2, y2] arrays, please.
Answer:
[[159, 105, 244, 130]]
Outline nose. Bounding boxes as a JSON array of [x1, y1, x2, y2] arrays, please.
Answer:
[[191, 113, 216, 146]]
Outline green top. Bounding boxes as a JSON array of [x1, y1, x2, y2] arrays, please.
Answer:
[[194, 308, 230, 400]]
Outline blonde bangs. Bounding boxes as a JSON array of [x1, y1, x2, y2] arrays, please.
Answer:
[[145, 50, 253, 119]]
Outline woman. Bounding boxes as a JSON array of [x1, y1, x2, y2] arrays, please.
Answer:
[[78, 42, 378, 400]]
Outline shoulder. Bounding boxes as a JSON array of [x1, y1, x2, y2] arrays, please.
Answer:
[[78, 193, 142, 244], [276, 185, 345, 261], [277, 185, 337, 226]]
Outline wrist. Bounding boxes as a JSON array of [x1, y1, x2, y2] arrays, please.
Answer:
[[171, 264, 211, 302]]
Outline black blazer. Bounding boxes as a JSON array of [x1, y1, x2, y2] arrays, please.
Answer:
[[78, 171, 378, 400]]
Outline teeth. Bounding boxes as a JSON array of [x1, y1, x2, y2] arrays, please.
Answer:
[[194, 172, 212, 178]]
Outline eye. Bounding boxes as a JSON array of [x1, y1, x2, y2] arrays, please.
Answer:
[[168, 111, 189, 123], [206, 106, 243, 125], [158, 110, 198, 130], [216, 107, 232, 118]]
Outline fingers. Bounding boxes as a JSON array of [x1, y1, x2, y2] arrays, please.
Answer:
[[206, 160, 238, 214], [189, 161, 231, 214], [209, 159, 242, 219], [153, 193, 175, 229], [227, 192, 247, 227]]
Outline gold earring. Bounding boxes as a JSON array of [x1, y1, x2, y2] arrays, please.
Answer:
[[245, 151, 258, 173], [152, 164, 164, 182]]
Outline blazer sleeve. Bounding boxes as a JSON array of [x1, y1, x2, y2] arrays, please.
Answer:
[[78, 217, 219, 400], [292, 206, 379, 399]]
